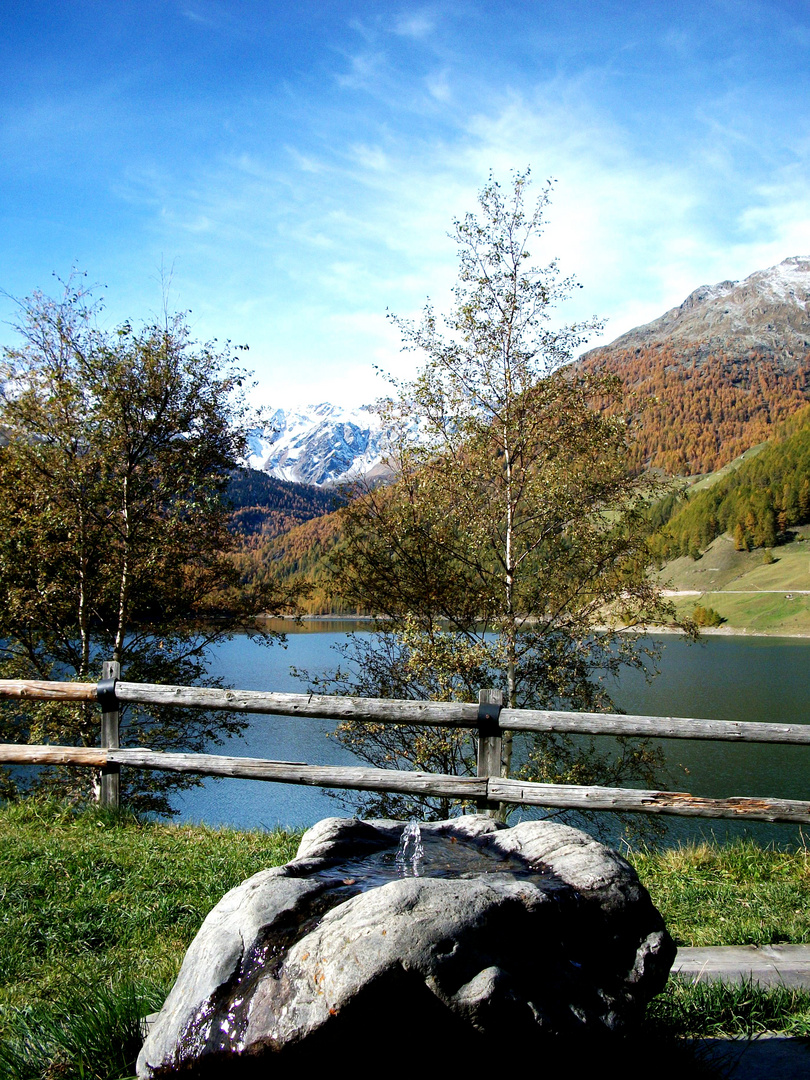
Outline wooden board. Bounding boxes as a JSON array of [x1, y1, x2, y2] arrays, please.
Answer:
[[3, 743, 807, 824], [3, 678, 810, 746]]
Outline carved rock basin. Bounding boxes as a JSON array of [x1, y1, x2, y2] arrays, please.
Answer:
[[137, 816, 675, 1076]]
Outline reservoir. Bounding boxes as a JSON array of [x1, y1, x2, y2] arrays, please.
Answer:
[[172, 626, 810, 848]]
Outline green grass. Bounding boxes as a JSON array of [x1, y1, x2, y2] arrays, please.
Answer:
[[0, 978, 166, 1080], [0, 798, 299, 1013], [3, 801, 810, 1077], [648, 977, 810, 1038], [662, 527, 810, 590], [686, 443, 769, 495], [659, 527, 810, 633], [672, 589, 810, 633], [0, 798, 300, 1077], [629, 841, 810, 1050], [628, 839, 810, 946]]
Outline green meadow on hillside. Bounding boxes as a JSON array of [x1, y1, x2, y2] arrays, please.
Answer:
[[659, 526, 810, 633], [649, 411, 810, 633], [652, 406, 810, 561]]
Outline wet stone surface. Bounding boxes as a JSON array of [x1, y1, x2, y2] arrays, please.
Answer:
[[137, 816, 676, 1076], [310, 830, 569, 891]]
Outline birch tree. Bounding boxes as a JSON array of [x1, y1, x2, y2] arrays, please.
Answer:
[[322, 173, 685, 823]]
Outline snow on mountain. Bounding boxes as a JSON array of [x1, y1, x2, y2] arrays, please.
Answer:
[[600, 256, 810, 357], [246, 403, 389, 487], [248, 261, 810, 489]]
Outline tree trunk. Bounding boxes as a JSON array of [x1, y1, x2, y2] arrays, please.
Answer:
[[113, 473, 130, 665], [501, 416, 517, 821]]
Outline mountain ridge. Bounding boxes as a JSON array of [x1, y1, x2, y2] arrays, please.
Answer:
[[586, 256, 810, 359], [226, 469, 342, 538], [579, 257, 810, 475], [247, 257, 810, 488]]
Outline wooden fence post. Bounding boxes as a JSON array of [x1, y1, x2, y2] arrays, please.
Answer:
[[99, 660, 120, 810], [476, 688, 503, 815]]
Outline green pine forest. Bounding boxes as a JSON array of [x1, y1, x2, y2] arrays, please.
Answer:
[[650, 404, 810, 560]]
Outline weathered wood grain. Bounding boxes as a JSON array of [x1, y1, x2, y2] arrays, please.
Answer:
[[487, 778, 810, 824], [99, 660, 120, 809], [498, 708, 810, 744], [4, 743, 807, 824], [0, 744, 107, 766], [107, 749, 486, 799], [112, 684, 810, 745], [3, 678, 810, 746], [476, 688, 503, 813], [0, 680, 97, 702], [113, 682, 479, 726]]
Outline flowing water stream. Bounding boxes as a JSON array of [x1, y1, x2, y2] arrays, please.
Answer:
[[395, 818, 424, 874]]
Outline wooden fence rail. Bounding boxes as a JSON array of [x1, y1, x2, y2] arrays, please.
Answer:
[[3, 743, 810, 825], [2, 678, 810, 744], [1, 676, 809, 824]]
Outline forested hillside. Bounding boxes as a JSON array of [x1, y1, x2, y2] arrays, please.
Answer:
[[580, 257, 810, 475], [229, 507, 351, 614], [226, 382, 810, 612], [233, 403, 810, 617], [584, 344, 810, 475], [650, 405, 810, 559], [226, 256, 810, 612], [226, 468, 342, 539]]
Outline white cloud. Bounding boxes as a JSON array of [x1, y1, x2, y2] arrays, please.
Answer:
[[182, 9, 212, 25], [735, 171, 810, 261], [82, 42, 810, 405], [425, 70, 452, 102], [348, 144, 391, 172], [394, 11, 436, 39], [335, 50, 387, 91]]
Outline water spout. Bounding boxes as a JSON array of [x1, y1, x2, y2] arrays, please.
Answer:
[[395, 818, 424, 875]]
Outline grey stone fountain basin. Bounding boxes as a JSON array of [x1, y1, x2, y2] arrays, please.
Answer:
[[137, 815, 675, 1076]]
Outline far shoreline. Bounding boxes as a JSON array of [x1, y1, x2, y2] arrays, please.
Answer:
[[258, 614, 810, 640]]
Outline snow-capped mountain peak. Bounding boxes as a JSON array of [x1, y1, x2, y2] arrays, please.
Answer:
[[246, 403, 388, 487]]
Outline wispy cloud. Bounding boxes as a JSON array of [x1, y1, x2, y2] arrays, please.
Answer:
[[425, 70, 452, 102], [335, 50, 388, 91], [393, 10, 437, 39], [106, 56, 810, 403], [182, 8, 212, 25], [4, 2, 810, 408]]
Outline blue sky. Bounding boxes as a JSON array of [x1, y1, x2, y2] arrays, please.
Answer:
[[2, 1, 809, 407]]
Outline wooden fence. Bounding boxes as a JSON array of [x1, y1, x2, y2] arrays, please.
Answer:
[[2, 672, 810, 824]]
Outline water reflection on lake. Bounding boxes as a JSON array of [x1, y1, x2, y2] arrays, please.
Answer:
[[171, 626, 810, 849]]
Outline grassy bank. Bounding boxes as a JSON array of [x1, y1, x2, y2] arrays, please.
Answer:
[[2, 801, 810, 1076], [660, 526, 810, 634], [629, 839, 810, 947], [0, 800, 299, 1013], [0, 799, 299, 1078], [634, 840, 810, 1043]]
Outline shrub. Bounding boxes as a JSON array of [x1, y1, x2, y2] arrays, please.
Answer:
[[693, 605, 724, 627]]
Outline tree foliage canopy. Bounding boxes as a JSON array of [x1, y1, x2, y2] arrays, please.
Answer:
[[0, 276, 291, 812], [649, 404, 810, 560], [317, 173, 687, 824]]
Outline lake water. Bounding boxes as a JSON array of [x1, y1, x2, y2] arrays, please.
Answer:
[[171, 625, 810, 848]]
